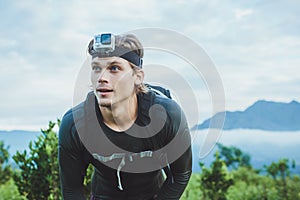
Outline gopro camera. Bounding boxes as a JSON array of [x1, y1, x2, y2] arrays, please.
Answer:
[[93, 33, 115, 53]]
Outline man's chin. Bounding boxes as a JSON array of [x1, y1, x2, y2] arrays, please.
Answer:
[[95, 95, 113, 107], [99, 101, 112, 107]]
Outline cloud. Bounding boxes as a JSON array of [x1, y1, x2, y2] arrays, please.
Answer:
[[0, 0, 300, 130], [234, 9, 253, 20]]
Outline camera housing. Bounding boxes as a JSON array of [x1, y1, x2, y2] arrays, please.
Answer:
[[93, 33, 115, 53]]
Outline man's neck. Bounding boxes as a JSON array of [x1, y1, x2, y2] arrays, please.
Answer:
[[100, 94, 138, 132]]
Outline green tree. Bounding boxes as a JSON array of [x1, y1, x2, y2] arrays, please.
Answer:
[[286, 175, 300, 200], [264, 158, 296, 200], [0, 140, 13, 185], [227, 167, 278, 200], [12, 121, 61, 200], [12, 120, 94, 200], [266, 161, 278, 180], [0, 179, 27, 200], [200, 151, 234, 200], [217, 143, 251, 169], [180, 173, 202, 200]]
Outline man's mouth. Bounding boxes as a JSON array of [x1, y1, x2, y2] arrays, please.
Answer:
[[98, 89, 113, 92], [96, 88, 114, 94]]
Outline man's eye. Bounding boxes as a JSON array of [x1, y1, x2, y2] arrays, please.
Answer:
[[92, 66, 101, 72], [110, 65, 120, 72]]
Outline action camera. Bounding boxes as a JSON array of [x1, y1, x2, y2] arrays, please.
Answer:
[[93, 33, 115, 53]]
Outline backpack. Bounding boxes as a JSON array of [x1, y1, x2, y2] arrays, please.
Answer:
[[145, 83, 172, 99]]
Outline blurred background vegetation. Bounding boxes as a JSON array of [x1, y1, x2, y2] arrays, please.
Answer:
[[0, 120, 299, 200]]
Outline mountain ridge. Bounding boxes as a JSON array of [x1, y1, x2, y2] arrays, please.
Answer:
[[193, 100, 300, 131]]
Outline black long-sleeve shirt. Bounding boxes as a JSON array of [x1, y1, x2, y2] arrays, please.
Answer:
[[58, 91, 192, 200]]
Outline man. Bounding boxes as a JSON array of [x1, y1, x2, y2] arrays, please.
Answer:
[[58, 33, 192, 200]]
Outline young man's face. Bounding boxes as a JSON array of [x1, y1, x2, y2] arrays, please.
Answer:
[[90, 56, 142, 107]]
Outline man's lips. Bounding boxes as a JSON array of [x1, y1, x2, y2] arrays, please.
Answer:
[[96, 87, 114, 94]]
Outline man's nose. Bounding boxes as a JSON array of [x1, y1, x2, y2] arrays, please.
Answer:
[[97, 68, 109, 83]]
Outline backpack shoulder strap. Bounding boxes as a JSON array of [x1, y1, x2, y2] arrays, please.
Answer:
[[145, 83, 172, 99]]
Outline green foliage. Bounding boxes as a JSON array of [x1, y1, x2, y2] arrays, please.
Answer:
[[0, 141, 25, 199], [199, 151, 234, 200], [83, 164, 94, 199], [0, 179, 27, 200], [227, 167, 279, 200], [264, 159, 300, 200], [10, 119, 94, 199], [180, 173, 202, 200], [217, 143, 251, 169], [2, 124, 300, 200], [0, 141, 13, 185], [226, 164, 300, 200], [227, 180, 279, 200], [194, 145, 300, 200], [12, 121, 61, 200], [286, 175, 300, 200]]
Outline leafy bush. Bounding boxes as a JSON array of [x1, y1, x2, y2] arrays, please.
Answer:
[[0, 141, 13, 185], [180, 173, 202, 200], [2, 124, 300, 200], [227, 167, 279, 200], [199, 151, 234, 200], [12, 121, 61, 200], [0, 178, 27, 200]]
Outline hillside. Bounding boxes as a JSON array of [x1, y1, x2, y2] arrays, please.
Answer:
[[193, 100, 300, 131]]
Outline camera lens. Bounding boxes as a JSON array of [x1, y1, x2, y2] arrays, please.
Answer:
[[101, 34, 111, 45]]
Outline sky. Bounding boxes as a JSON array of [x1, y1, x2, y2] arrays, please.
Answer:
[[0, 0, 300, 131]]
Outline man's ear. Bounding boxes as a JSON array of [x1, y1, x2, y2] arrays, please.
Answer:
[[134, 69, 144, 85]]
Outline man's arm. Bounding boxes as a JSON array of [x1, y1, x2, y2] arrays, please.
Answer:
[[154, 146, 192, 200], [58, 111, 88, 200], [154, 98, 193, 200]]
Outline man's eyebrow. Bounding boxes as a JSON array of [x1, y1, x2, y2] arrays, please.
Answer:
[[91, 60, 123, 65], [91, 61, 100, 65], [108, 61, 123, 65]]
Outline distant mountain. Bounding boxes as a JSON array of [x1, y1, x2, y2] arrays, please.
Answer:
[[193, 100, 300, 131], [0, 130, 40, 155]]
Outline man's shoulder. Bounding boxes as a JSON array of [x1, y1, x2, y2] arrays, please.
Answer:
[[58, 101, 90, 151], [59, 100, 88, 141], [61, 101, 85, 125], [61, 91, 96, 124]]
